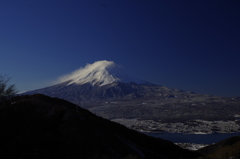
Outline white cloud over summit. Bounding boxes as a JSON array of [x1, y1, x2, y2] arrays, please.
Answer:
[[53, 60, 148, 86]]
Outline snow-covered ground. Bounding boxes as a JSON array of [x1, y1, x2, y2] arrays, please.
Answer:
[[175, 143, 209, 151]]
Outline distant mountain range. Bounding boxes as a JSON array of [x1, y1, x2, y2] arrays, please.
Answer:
[[22, 60, 240, 123]]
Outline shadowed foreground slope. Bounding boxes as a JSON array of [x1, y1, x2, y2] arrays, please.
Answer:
[[197, 136, 240, 159], [0, 94, 200, 159]]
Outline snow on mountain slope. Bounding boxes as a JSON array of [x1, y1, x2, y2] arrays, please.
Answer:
[[57, 60, 149, 86]]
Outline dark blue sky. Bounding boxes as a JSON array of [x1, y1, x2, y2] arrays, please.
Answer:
[[1, 0, 240, 97]]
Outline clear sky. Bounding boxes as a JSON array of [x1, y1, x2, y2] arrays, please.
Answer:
[[1, 0, 240, 97]]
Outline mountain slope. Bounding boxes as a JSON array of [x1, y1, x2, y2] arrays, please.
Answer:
[[23, 60, 155, 103], [22, 61, 240, 125], [0, 94, 200, 159], [197, 135, 240, 159]]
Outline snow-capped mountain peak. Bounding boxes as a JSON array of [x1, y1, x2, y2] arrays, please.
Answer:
[[58, 60, 149, 86]]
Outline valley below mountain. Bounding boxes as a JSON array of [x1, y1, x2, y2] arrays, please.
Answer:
[[111, 118, 240, 134]]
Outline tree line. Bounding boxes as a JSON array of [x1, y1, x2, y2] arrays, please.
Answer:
[[0, 74, 17, 103]]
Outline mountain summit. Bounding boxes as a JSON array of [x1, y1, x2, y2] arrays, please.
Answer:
[[57, 60, 149, 86], [23, 60, 154, 105]]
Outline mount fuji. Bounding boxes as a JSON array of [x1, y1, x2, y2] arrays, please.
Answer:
[[23, 60, 240, 124], [23, 60, 157, 104]]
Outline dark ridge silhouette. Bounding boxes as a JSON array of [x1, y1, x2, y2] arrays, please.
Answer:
[[197, 135, 240, 159], [0, 94, 200, 159]]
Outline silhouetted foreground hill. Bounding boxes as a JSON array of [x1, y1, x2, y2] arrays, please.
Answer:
[[0, 94, 200, 159], [197, 136, 240, 159]]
